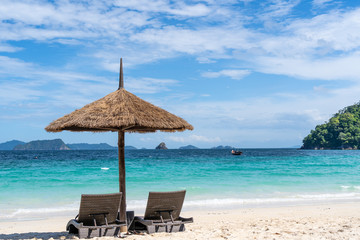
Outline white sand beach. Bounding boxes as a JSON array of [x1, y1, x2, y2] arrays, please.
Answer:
[[1, 202, 360, 240]]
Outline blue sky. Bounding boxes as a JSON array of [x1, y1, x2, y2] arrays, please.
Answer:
[[1, 0, 360, 149]]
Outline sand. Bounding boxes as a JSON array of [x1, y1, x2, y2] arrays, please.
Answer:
[[1, 202, 360, 239]]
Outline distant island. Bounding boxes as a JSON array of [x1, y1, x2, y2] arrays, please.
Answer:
[[0, 139, 233, 150], [179, 145, 199, 149], [67, 143, 116, 150], [0, 140, 25, 150], [155, 142, 168, 149], [302, 102, 360, 150], [125, 146, 137, 150], [1, 139, 202, 150], [14, 139, 70, 150], [211, 145, 233, 149], [0, 139, 136, 150]]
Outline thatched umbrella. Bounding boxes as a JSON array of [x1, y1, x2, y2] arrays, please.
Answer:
[[45, 59, 193, 230]]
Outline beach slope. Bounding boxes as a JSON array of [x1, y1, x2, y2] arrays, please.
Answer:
[[1, 203, 360, 239]]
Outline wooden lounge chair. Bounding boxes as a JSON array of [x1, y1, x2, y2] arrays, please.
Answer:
[[129, 190, 193, 234], [66, 193, 126, 238]]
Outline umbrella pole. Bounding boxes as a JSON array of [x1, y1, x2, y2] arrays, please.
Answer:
[[118, 130, 127, 232]]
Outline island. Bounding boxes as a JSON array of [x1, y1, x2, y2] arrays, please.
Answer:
[[0, 139, 135, 150], [211, 145, 233, 149], [179, 145, 199, 149], [0, 140, 25, 150], [67, 143, 116, 150], [125, 146, 137, 150], [14, 139, 70, 150], [155, 142, 168, 149], [302, 102, 360, 149]]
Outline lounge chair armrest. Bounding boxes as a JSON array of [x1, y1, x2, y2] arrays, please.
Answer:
[[178, 216, 193, 223], [66, 219, 83, 231], [89, 212, 110, 226], [134, 216, 154, 226], [155, 210, 176, 222]]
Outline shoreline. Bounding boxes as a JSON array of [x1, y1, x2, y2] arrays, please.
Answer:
[[4, 191, 360, 222], [1, 202, 360, 239]]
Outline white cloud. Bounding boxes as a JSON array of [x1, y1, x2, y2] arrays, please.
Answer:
[[168, 82, 360, 146], [0, 56, 111, 87], [0, 56, 35, 75], [0, 82, 43, 104], [140, 137, 153, 142], [312, 0, 334, 8], [126, 77, 178, 94], [119, 4, 360, 83], [0, 55, 184, 123], [262, 0, 300, 19], [3, 1, 356, 84], [288, 8, 360, 52], [0, 0, 359, 85], [247, 8, 360, 81], [131, 25, 255, 55], [167, 135, 221, 143], [196, 57, 216, 63], [254, 8, 360, 60], [189, 135, 221, 143], [115, 1, 211, 17], [255, 53, 360, 81], [167, 136, 186, 143], [0, 43, 22, 52], [202, 69, 251, 80], [0, 0, 152, 42], [0, 56, 114, 109]]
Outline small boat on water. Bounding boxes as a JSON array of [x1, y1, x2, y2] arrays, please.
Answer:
[[231, 150, 242, 155]]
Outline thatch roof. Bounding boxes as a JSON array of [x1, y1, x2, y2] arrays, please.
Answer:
[[45, 88, 193, 133]]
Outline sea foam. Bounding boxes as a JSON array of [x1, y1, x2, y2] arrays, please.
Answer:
[[0, 205, 78, 221], [2, 192, 360, 221]]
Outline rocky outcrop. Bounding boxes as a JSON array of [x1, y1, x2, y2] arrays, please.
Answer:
[[155, 142, 168, 149]]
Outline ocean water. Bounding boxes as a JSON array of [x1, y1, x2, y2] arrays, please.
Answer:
[[1, 149, 360, 221]]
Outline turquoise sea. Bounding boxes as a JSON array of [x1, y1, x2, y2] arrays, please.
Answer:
[[1, 149, 360, 221]]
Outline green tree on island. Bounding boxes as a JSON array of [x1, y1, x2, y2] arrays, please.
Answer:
[[302, 102, 360, 149]]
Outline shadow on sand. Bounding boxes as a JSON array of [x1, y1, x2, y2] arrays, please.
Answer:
[[0, 231, 69, 240]]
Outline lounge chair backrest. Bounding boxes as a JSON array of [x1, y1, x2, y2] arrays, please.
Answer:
[[78, 193, 122, 226], [144, 190, 186, 221]]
